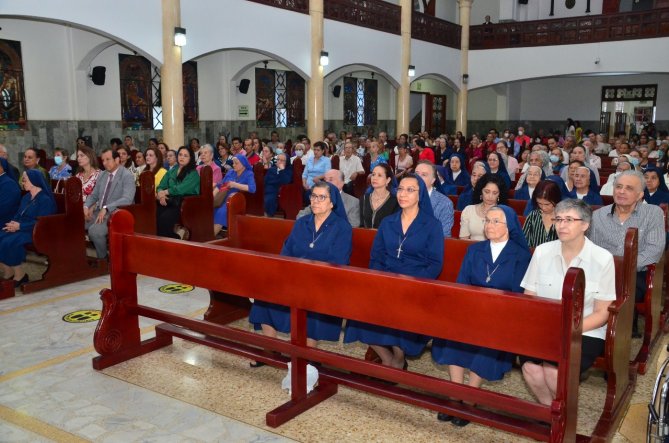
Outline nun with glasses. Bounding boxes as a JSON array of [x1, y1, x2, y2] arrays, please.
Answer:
[[345, 173, 444, 370], [431, 204, 531, 427], [249, 181, 352, 364]]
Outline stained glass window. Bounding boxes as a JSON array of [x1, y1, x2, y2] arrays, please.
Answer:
[[256, 68, 305, 128], [343, 76, 377, 127], [0, 39, 27, 129]]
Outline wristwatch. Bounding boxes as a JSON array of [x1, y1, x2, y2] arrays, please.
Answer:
[[102, 205, 108, 211]]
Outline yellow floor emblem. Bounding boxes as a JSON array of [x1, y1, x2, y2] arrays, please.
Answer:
[[62, 310, 102, 323], [158, 283, 194, 294]]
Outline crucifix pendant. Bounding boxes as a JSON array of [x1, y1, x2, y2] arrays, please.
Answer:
[[309, 242, 315, 248], [485, 276, 491, 283], [396, 247, 402, 258]]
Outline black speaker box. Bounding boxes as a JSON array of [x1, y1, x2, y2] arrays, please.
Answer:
[[333, 85, 341, 98], [91, 66, 106, 85], [238, 79, 250, 94], [518, 0, 528, 4]]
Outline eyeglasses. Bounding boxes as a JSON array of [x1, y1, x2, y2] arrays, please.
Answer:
[[552, 217, 584, 225], [396, 187, 418, 194], [483, 219, 507, 226], [309, 194, 330, 202]]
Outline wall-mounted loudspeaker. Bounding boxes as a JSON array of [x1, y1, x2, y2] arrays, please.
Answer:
[[518, 0, 528, 4], [91, 66, 106, 85], [333, 85, 341, 98], [238, 79, 250, 94]]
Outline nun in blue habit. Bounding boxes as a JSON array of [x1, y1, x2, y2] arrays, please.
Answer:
[[484, 151, 512, 189], [344, 173, 444, 369], [213, 153, 256, 228], [644, 166, 669, 206], [431, 204, 531, 424], [263, 152, 293, 217], [0, 158, 21, 226], [248, 181, 352, 359], [0, 169, 57, 286]]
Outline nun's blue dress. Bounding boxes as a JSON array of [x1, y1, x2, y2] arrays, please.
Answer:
[[431, 205, 531, 381], [213, 154, 256, 228], [263, 159, 293, 217], [344, 176, 444, 356], [0, 158, 21, 226], [644, 167, 669, 206], [249, 182, 352, 341], [0, 169, 57, 267]]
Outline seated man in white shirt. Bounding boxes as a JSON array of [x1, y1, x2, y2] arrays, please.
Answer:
[[339, 141, 365, 195]]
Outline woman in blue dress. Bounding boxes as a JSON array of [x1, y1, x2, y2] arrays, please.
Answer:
[[344, 173, 444, 369], [431, 204, 531, 427], [0, 169, 57, 286], [249, 181, 352, 362], [263, 152, 293, 217], [456, 161, 486, 211], [0, 158, 21, 226], [485, 151, 512, 189], [213, 154, 256, 235]]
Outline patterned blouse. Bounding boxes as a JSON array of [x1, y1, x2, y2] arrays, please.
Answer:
[[76, 169, 100, 203], [522, 208, 558, 248]]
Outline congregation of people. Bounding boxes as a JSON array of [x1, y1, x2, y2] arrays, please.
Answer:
[[1, 120, 668, 423]]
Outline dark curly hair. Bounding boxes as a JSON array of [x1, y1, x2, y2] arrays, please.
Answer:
[[472, 173, 509, 205]]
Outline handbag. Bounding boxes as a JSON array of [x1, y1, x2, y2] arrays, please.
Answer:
[[213, 184, 231, 208]]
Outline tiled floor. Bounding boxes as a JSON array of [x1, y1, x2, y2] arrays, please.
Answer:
[[0, 274, 662, 442]]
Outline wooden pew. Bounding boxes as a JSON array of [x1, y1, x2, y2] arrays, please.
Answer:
[[121, 170, 156, 235], [243, 163, 266, 216], [215, 194, 637, 440], [278, 160, 305, 220], [22, 177, 108, 294], [180, 165, 214, 242], [94, 207, 586, 442]]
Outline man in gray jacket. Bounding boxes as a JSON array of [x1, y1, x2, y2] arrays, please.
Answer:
[[297, 169, 360, 227], [84, 148, 136, 259]]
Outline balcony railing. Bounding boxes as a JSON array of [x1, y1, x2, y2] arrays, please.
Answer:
[[245, 0, 308, 14], [411, 11, 461, 49], [324, 0, 401, 35], [470, 8, 669, 49]]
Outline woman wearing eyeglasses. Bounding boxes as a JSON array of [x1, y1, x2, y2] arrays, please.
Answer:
[[431, 204, 531, 427], [520, 199, 616, 406], [522, 180, 562, 248], [345, 173, 444, 370], [248, 182, 352, 364]]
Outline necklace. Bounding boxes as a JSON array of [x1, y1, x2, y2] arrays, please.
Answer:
[[309, 221, 326, 248], [486, 263, 500, 283], [397, 233, 409, 258]]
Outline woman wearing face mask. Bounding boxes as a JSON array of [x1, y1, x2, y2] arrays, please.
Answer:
[[549, 148, 564, 174], [291, 143, 307, 165], [263, 152, 293, 217], [49, 148, 72, 180]]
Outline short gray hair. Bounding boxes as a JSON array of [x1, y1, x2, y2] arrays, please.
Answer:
[[200, 144, 214, 155], [555, 198, 593, 224], [416, 159, 437, 179], [613, 169, 645, 191]]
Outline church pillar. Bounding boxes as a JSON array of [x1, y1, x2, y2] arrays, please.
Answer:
[[307, 0, 325, 143], [161, 0, 184, 149], [395, 0, 412, 136], [456, 0, 473, 136]]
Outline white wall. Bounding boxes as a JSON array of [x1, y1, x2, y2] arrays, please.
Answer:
[[182, 0, 311, 78], [470, 1, 500, 25], [468, 37, 669, 90], [0, 0, 162, 64], [435, 0, 458, 23], [411, 40, 461, 91], [519, 0, 603, 21]]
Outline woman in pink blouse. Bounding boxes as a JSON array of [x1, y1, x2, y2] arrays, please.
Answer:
[[75, 146, 100, 203]]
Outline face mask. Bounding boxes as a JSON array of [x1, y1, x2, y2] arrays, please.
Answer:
[[357, 147, 365, 155], [54, 156, 63, 166], [629, 157, 640, 167], [275, 148, 283, 155], [549, 155, 560, 163], [503, 132, 509, 138], [294, 150, 303, 157], [658, 150, 665, 160], [518, 131, 524, 136]]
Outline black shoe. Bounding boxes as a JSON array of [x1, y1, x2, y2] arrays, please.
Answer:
[[437, 412, 453, 422], [249, 361, 266, 368], [452, 417, 470, 427], [632, 330, 642, 339], [402, 360, 408, 370], [14, 275, 28, 288]]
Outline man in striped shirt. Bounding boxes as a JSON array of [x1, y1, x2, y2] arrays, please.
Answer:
[[589, 170, 665, 337]]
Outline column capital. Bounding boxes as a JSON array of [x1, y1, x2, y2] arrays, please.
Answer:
[[457, 0, 474, 8]]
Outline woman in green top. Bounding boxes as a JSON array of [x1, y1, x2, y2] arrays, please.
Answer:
[[156, 146, 200, 238]]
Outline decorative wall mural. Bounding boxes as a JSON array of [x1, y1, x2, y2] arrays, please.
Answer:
[[119, 54, 152, 129], [0, 39, 27, 129]]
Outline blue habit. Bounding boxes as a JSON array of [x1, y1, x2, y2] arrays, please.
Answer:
[[248, 203, 353, 341], [0, 171, 21, 226]]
